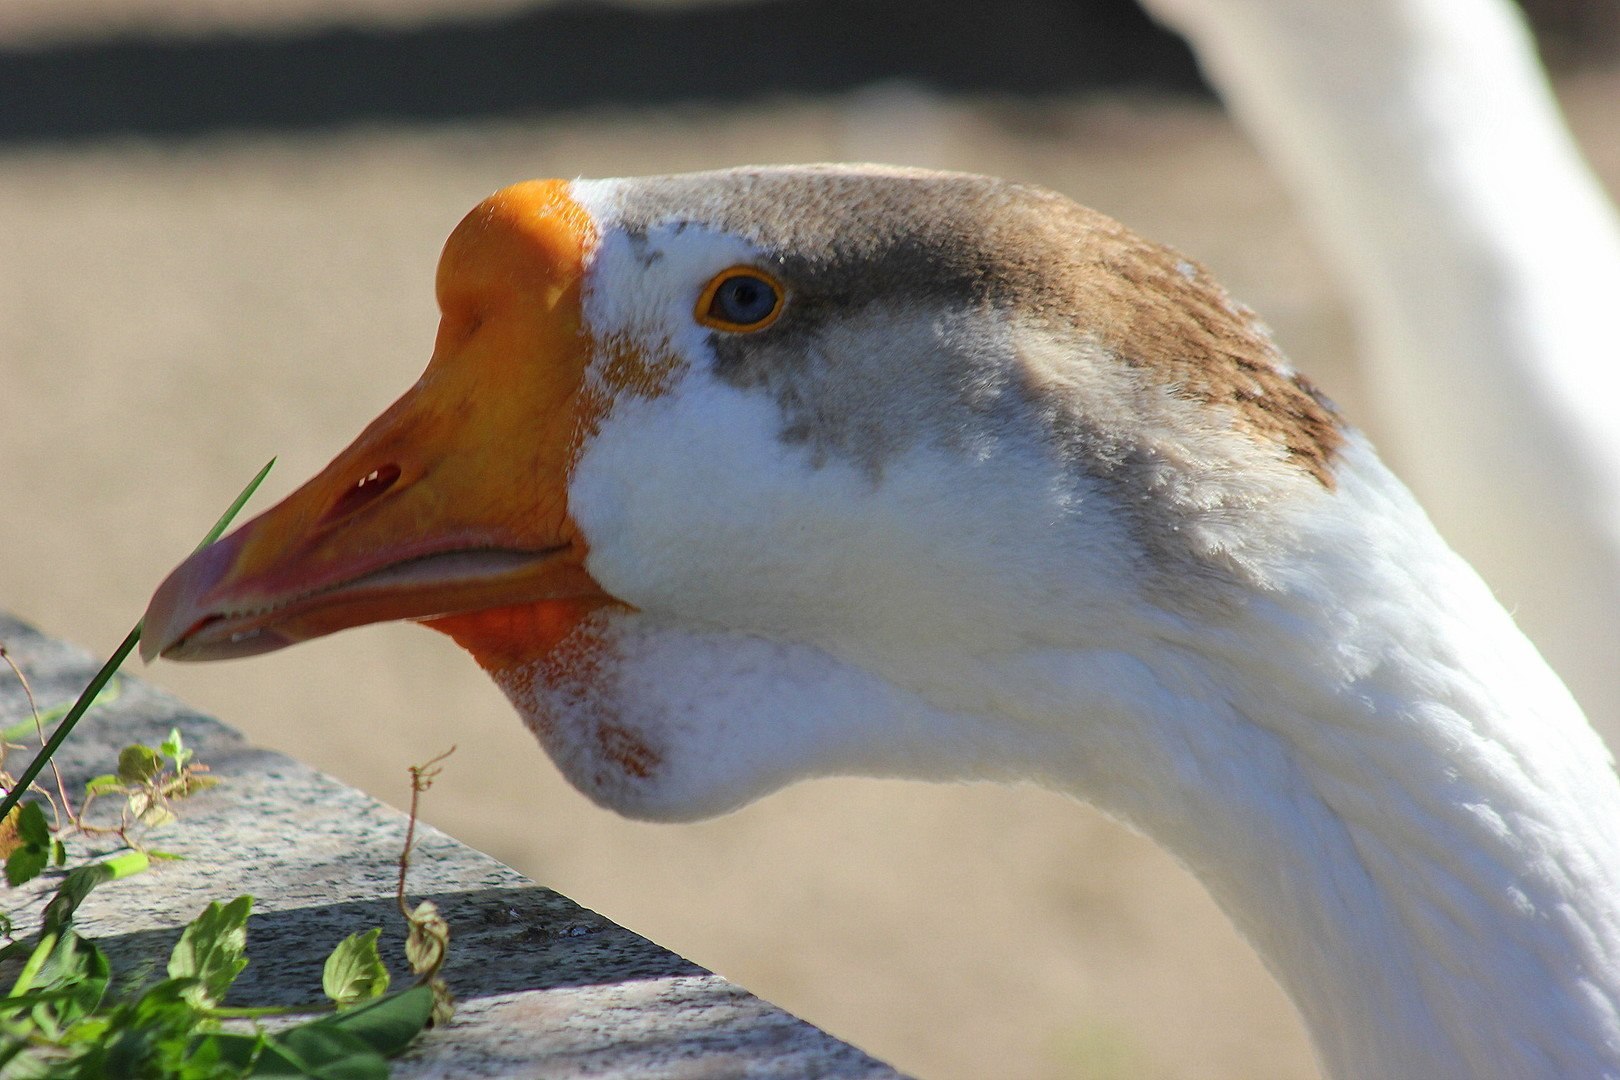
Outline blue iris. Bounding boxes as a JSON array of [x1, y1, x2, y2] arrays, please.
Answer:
[[710, 273, 779, 326]]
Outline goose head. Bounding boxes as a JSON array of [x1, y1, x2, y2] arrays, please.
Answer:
[[140, 165, 1620, 1078], [142, 165, 1342, 821]]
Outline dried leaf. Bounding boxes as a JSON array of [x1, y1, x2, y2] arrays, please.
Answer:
[[403, 900, 448, 979], [137, 801, 176, 830], [164, 773, 219, 800], [0, 806, 23, 861], [427, 977, 455, 1027]]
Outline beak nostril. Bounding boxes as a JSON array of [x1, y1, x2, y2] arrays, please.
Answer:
[[324, 463, 402, 524]]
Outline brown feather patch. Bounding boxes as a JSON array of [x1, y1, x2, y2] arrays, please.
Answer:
[[1075, 217, 1344, 487]]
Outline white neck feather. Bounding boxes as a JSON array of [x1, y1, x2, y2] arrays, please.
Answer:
[[1018, 442, 1620, 1078], [559, 384, 1620, 1078]]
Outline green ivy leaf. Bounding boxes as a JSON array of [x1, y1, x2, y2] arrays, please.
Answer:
[[4, 846, 47, 888], [33, 853, 150, 938], [261, 1022, 390, 1079], [322, 928, 390, 1008], [56, 1014, 110, 1045], [193, 1030, 266, 1073], [83, 775, 122, 797], [317, 984, 435, 1058], [27, 928, 110, 1034], [167, 896, 251, 1010], [116, 744, 163, 786], [2, 804, 54, 886], [14, 803, 48, 848], [91, 978, 207, 1078], [159, 728, 193, 772], [167, 1029, 231, 1079], [41, 862, 115, 933]]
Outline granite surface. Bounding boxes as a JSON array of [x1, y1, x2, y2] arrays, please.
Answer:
[[0, 613, 903, 1078]]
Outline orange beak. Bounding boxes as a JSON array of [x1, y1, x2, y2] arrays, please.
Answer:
[[141, 181, 614, 671]]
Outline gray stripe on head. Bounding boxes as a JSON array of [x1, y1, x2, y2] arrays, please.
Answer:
[[606, 164, 1341, 479], [606, 164, 1071, 314]]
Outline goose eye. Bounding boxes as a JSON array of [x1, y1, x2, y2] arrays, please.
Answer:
[[696, 267, 785, 331]]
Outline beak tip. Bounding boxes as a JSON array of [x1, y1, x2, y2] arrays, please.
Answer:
[[138, 603, 182, 664], [141, 539, 232, 664], [135, 629, 163, 664]]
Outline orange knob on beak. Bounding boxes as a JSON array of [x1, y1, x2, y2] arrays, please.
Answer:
[[142, 180, 615, 673]]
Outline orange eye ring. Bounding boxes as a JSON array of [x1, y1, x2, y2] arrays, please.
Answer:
[[695, 266, 786, 332]]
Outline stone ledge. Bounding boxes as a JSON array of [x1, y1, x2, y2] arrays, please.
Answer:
[[0, 613, 903, 1079]]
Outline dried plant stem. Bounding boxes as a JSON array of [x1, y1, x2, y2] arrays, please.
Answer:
[[0, 646, 73, 826], [396, 746, 455, 919]]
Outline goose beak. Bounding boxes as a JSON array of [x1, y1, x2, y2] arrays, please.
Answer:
[[141, 180, 609, 663]]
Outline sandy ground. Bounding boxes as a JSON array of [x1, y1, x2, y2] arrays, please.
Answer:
[[4, 59, 1617, 1080]]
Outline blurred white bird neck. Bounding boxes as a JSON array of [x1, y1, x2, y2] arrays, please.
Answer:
[[1142, 0, 1620, 732], [1034, 461, 1620, 1079]]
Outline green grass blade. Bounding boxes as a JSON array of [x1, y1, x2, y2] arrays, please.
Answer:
[[190, 457, 278, 555], [0, 458, 276, 822]]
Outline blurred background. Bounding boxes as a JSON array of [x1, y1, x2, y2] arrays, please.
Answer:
[[3, 2, 1616, 1077]]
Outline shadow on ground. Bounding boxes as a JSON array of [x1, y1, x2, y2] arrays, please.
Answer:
[[0, 0, 1204, 144], [90, 885, 706, 1005]]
